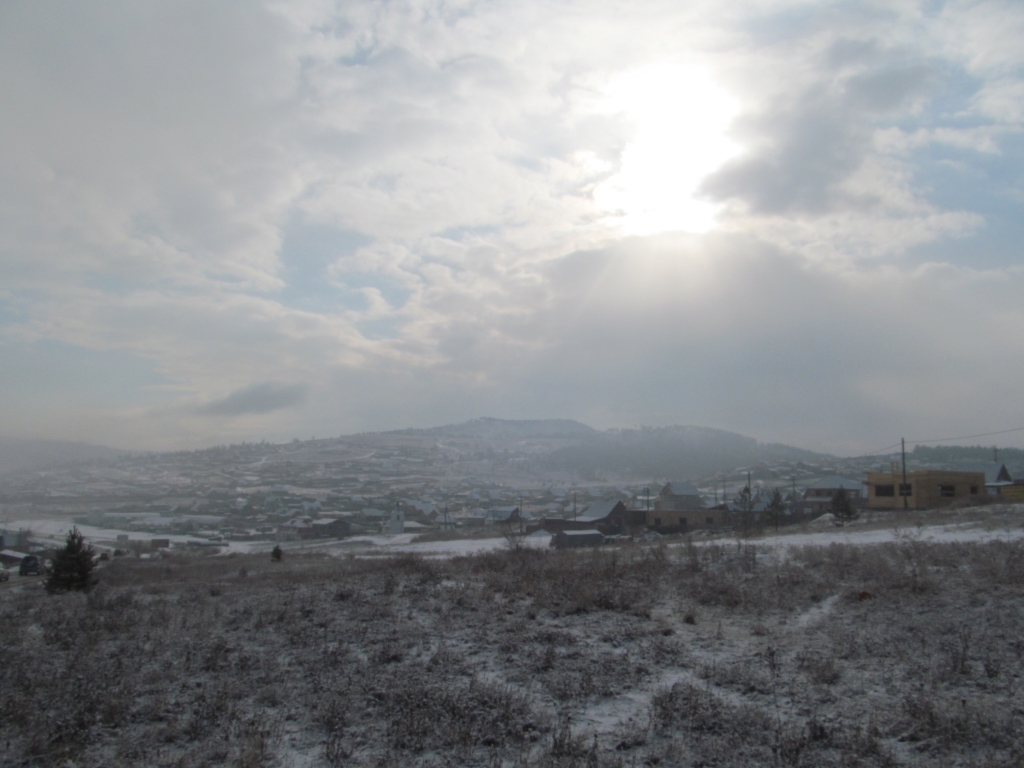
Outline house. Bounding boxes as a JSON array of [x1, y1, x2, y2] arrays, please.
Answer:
[[383, 508, 405, 535], [865, 470, 985, 510], [489, 506, 522, 524], [279, 517, 315, 540], [310, 518, 351, 539], [649, 507, 727, 531], [1004, 481, 1024, 503], [552, 529, 604, 549], [466, 506, 522, 526], [803, 476, 865, 513], [954, 463, 1015, 497], [655, 481, 705, 512], [579, 499, 645, 535]]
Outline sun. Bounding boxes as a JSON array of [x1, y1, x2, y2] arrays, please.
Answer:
[[593, 64, 740, 236]]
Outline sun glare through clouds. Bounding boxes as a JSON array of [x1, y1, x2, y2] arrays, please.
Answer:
[[593, 64, 740, 236]]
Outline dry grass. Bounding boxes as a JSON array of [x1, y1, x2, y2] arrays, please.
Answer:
[[2, 538, 1024, 766]]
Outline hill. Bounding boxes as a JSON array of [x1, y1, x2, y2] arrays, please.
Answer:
[[0, 437, 125, 476]]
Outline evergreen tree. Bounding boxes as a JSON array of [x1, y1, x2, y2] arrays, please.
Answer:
[[831, 488, 857, 525], [45, 527, 97, 594], [271, 544, 283, 562]]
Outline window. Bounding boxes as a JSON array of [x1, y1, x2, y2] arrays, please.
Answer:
[[654, 517, 662, 527], [706, 517, 714, 525], [875, 485, 895, 497], [970, 486, 978, 495], [939, 485, 955, 498], [679, 518, 687, 527], [899, 484, 913, 497]]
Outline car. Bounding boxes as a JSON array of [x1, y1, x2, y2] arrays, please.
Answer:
[[19, 555, 42, 576], [0, 564, 9, 582]]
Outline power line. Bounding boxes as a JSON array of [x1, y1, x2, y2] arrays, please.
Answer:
[[907, 425, 1024, 444], [850, 426, 1024, 460], [848, 443, 902, 459]]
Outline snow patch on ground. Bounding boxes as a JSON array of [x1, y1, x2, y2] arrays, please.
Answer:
[[796, 594, 840, 628]]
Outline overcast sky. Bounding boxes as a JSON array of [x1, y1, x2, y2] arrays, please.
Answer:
[[1, 0, 1022, 453]]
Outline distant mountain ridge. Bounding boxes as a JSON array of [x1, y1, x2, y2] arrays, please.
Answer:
[[418, 417, 596, 439], [0, 437, 125, 476], [544, 424, 831, 481], [358, 418, 831, 480]]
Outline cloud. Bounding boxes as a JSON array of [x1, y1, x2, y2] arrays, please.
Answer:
[[1, 1, 1023, 452], [198, 382, 308, 417]]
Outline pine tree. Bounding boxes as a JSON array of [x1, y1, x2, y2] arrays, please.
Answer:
[[831, 488, 858, 526], [271, 544, 283, 562], [45, 527, 97, 594]]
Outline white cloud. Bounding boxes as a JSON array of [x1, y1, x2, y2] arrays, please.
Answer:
[[1, 0, 1023, 451]]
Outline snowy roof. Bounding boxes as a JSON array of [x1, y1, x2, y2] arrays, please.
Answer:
[[661, 480, 700, 496], [581, 498, 622, 520], [557, 529, 603, 537]]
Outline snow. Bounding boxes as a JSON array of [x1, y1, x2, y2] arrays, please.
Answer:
[[705, 520, 1024, 552], [11, 509, 1024, 562]]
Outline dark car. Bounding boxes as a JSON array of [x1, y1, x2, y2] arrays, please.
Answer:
[[19, 555, 42, 576]]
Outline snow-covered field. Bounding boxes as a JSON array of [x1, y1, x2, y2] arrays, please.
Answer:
[[4, 510, 1024, 767], [11, 504, 1024, 561]]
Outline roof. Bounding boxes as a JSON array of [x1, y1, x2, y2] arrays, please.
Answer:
[[485, 506, 520, 521], [581, 498, 623, 520], [556, 529, 603, 537], [662, 481, 700, 496]]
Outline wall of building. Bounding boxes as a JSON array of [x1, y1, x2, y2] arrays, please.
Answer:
[[655, 494, 704, 512], [646, 508, 726, 530], [866, 471, 985, 510]]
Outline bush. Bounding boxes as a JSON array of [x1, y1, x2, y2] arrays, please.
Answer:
[[45, 527, 97, 594]]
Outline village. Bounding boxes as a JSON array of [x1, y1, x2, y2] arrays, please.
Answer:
[[2, 421, 1022, 564]]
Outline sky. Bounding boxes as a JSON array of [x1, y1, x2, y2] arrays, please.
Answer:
[[1, 0, 1022, 454]]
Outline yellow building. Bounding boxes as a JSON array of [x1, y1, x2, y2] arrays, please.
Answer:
[[865, 470, 985, 510], [1002, 483, 1024, 503]]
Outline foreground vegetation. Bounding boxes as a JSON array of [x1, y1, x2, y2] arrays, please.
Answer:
[[3, 533, 1024, 767]]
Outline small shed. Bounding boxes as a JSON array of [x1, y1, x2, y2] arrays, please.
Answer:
[[552, 529, 604, 549]]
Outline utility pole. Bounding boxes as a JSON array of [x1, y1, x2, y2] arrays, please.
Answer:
[[901, 437, 909, 511], [519, 492, 523, 534], [573, 491, 577, 521]]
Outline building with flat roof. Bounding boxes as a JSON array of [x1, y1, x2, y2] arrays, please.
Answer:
[[865, 470, 985, 510]]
